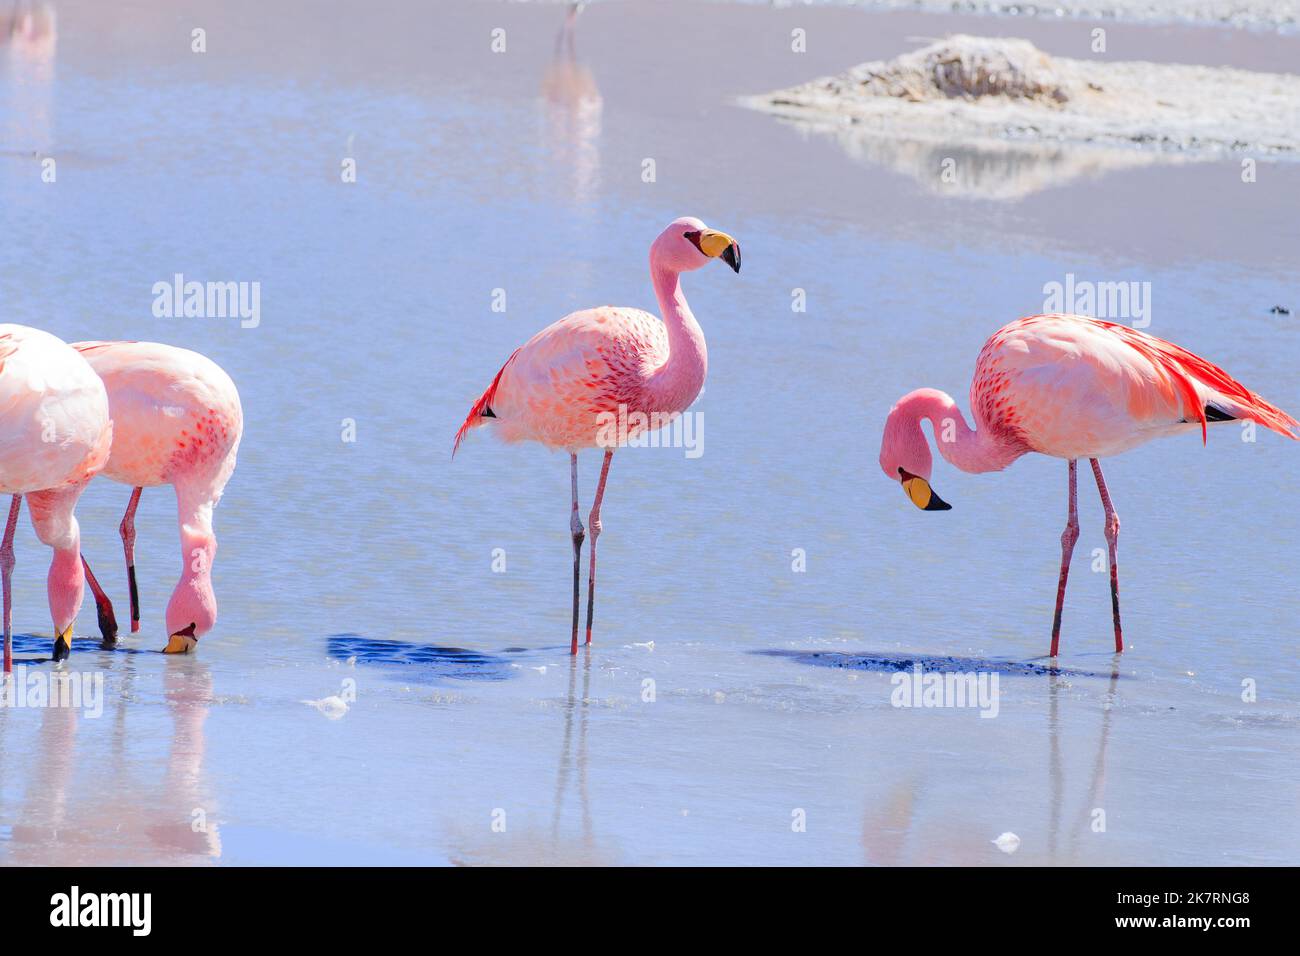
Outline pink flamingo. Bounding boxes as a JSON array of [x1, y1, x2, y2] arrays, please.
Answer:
[[0, 324, 112, 670], [72, 341, 243, 654], [879, 313, 1297, 656], [454, 217, 740, 654]]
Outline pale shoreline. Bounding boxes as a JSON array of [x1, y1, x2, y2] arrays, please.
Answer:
[[728, 0, 1298, 33], [742, 34, 1300, 170]]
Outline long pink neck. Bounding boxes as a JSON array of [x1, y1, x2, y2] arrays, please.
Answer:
[[166, 482, 218, 634], [646, 259, 707, 414], [25, 486, 87, 635], [905, 389, 1025, 474]]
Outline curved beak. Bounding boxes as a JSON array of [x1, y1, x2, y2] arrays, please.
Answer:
[[690, 228, 741, 273], [163, 622, 198, 654], [899, 468, 951, 512]]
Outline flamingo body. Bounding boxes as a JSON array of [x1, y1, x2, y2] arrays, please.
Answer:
[[881, 313, 1296, 656], [969, 314, 1296, 462], [72, 341, 242, 492], [72, 341, 242, 651], [468, 306, 695, 452], [0, 325, 111, 495]]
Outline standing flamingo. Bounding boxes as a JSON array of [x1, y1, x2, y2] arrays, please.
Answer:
[[879, 313, 1297, 656], [454, 217, 740, 654], [72, 341, 243, 654], [0, 324, 112, 670]]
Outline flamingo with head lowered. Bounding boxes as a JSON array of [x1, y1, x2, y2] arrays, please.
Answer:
[[0, 324, 112, 670], [73, 341, 243, 654], [879, 313, 1297, 656], [455, 217, 741, 654]]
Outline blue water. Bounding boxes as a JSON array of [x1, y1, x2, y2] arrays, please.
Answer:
[[0, 0, 1296, 865]]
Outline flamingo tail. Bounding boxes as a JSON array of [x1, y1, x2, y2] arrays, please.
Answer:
[[452, 349, 519, 458], [1108, 322, 1298, 442]]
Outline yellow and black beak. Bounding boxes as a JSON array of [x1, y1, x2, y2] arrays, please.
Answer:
[[53, 623, 74, 662], [163, 622, 198, 654], [898, 467, 951, 512], [686, 228, 741, 273]]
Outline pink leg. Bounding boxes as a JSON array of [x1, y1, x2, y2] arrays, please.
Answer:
[[81, 556, 119, 644], [120, 486, 142, 634], [1090, 459, 1124, 653], [2, 495, 20, 674], [1050, 460, 1079, 658], [584, 449, 614, 647], [569, 454, 584, 656]]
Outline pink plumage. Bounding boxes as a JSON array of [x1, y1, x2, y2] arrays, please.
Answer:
[[73, 340, 243, 653], [881, 313, 1296, 657], [0, 323, 113, 669], [455, 217, 741, 653], [968, 314, 1296, 461]]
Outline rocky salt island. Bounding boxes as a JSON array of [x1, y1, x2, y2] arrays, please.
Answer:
[[743, 35, 1300, 158]]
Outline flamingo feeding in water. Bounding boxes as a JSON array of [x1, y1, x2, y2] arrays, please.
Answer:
[[454, 217, 740, 654], [73, 341, 243, 654], [0, 324, 112, 670], [879, 313, 1297, 656]]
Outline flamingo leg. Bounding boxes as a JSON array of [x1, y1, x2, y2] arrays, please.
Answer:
[[2, 495, 20, 674], [584, 449, 613, 647], [569, 454, 585, 656], [80, 556, 119, 644], [120, 486, 142, 634], [1089, 458, 1123, 653], [1050, 460, 1080, 657]]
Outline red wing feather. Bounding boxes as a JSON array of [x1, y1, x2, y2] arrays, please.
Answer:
[[1101, 320, 1298, 442], [453, 348, 520, 458]]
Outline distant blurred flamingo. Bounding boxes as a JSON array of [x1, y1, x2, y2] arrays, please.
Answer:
[[0, 1, 56, 54], [541, 2, 602, 203], [74, 342, 243, 654], [879, 313, 1297, 656], [455, 217, 740, 654], [0, 324, 111, 669]]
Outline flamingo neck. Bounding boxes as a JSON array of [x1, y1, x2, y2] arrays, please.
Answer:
[[905, 389, 1025, 475], [25, 488, 85, 635], [167, 483, 219, 634], [647, 259, 707, 414]]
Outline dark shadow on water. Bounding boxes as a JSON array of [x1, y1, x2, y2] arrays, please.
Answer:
[[755, 649, 1119, 679], [7, 633, 154, 661], [326, 634, 542, 683]]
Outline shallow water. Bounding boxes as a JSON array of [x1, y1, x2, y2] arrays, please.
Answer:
[[0, 0, 1296, 865]]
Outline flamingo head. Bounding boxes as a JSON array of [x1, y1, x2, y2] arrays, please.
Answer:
[[163, 545, 218, 654], [880, 389, 952, 512], [653, 217, 741, 275]]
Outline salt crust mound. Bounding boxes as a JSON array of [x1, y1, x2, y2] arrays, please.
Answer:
[[745, 35, 1300, 156]]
